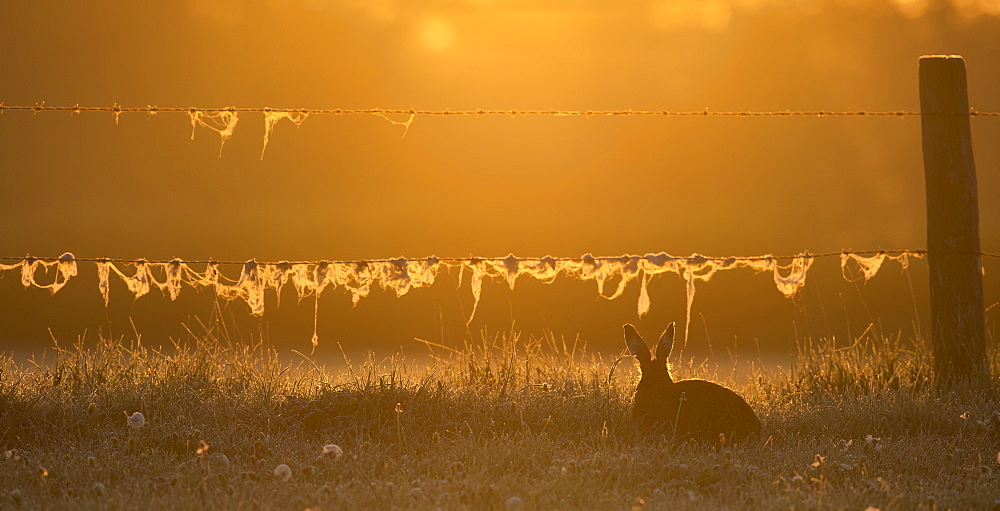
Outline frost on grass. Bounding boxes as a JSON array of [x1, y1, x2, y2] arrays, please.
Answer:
[[188, 109, 239, 156], [1, 251, 922, 348]]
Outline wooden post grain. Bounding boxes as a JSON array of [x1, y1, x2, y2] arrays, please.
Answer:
[[919, 55, 987, 383]]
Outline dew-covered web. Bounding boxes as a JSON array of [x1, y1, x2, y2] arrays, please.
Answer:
[[840, 251, 917, 282], [189, 109, 239, 156], [261, 111, 308, 159], [376, 112, 416, 139], [0, 253, 78, 295], [1, 251, 924, 349]]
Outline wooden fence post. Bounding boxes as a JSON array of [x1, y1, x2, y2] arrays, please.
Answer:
[[919, 55, 988, 384]]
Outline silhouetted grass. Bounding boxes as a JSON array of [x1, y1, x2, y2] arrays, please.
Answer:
[[1, 321, 998, 510]]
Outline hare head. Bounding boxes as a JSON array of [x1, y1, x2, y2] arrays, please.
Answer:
[[624, 322, 676, 385]]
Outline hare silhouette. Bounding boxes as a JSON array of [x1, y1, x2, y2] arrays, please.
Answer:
[[625, 322, 761, 445]]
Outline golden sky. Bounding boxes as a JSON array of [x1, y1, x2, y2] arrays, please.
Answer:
[[1, 1, 998, 361]]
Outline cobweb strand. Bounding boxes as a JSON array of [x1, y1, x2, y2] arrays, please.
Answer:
[[0, 250, 928, 349]]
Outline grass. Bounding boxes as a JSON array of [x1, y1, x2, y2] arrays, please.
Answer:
[[1, 320, 999, 510]]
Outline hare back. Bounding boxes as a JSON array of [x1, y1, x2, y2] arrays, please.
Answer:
[[633, 378, 761, 444]]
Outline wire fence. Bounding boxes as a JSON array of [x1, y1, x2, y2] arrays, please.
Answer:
[[0, 249, 932, 344], [3, 103, 1000, 117], [6, 102, 998, 157], [3, 100, 997, 349], [4, 249, 1000, 267], [0, 249, 932, 265], [6, 248, 987, 349]]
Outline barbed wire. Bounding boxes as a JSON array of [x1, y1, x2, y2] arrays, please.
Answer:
[[0, 249, 960, 267], [2, 103, 999, 118], [3, 249, 990, 334], [6, 249, 999, 267]]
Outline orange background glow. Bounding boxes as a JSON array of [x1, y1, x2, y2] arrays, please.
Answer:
[[1, 1, 998, 365]]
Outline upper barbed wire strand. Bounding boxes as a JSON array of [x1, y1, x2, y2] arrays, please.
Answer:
[[2, 104, 999, 117]]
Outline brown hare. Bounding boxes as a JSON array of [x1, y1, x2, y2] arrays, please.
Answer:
[[624, 322, 761, 445]]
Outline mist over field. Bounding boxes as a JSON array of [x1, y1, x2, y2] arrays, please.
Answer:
[[1, 0, 998, 365], [4, 3, 1000, 510]]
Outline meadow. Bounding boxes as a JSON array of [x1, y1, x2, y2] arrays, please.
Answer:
[[1, 319, 998, 510]]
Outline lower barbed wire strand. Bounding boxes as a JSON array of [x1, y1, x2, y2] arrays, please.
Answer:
[[0, 249, 955, 343], [0, 249, 948, 266]]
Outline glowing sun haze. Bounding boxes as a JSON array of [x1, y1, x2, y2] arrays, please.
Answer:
[[0, 0, 997, 361]]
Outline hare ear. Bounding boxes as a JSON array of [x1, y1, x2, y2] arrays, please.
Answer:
[[654, 322, 676, 362], [623, 324, 651, 362]]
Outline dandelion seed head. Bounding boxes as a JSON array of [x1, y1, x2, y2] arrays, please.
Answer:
[[126, 411, 145, 429], [505, 496, 525, 509], [274, 463, 292, 482], [92, 482, 105, 496], [322, 444, 343, 459]]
